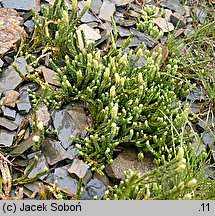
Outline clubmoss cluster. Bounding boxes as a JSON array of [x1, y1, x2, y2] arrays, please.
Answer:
[[11, 0, 215, 200], [49, 28, 190, 172], [18, 0, 192, 173], [103, 146, 214, 200], [137, 6, 163, 40]]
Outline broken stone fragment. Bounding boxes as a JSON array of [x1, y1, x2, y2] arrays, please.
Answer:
[[24, 154, 48, 180], [105, 148, 156, 180], [130, 28, 159, 48], [13, 56, 34, 76], [174, 28, 184, 38], [78, 1, 99, 23], [51, 106, 89, 149], [99, 0, 115, 23], [117, 26, 131, 37], [118, 19, 136, 27], [125, 9, 141, 18], [68, 159, 89, 179], [0, 8, 26, 57], [1, 0, 41, 11], [160, 0, 185, 16], [93, 172, 110, 186], [149, 43, 169, 66], [154, 17, 174, 32], [36, 65, 59, 87], [54, 165, 79, 195], [17, 90, 32, 114], [3, 90, 20, 108], [164, 9, 172, 21], [0, 129, 16, 147], [170, 12, 186, 28], [42, 138, 70, 165], [77, 24, 101, 50], [81, 179, 107, 200], [0, 57, 32, 92], [0, 117, 19, 131], [0, 67, 23, 91], [1, 106, 16, 120], [112, 0, 133, 6], [8, 130, 40, 157], [90, 0, 103, 14]]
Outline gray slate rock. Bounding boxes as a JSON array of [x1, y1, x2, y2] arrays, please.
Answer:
[[1, 106, 16, 120], [78, 1, 99, 23], [117, 26, 131, 37], [66, 145, 80, 160], [0, 57, 33, 91], [112, 0, 133, 6], [202, 131, 214, 146], [81, 179, 107, 200], [1, 0, 40, 11], [51, 106, 89, 149], [42, 138, 71, 165], [54, 165, 79, 195], [17, 90, 32, 114], [0, 129, 16, 147], [90, 0, 103, 14], [24, 20, 35, 34], [170, 12, 186, 28], [99, 0, 115, 23], [0, 67, 22, 91], [93, 172, 110, 186], [105, 148, 155, 180], [160, 0, 185, 16], [24, 154, 48, 180], [130, 28, 158, 48], [0, 117, 18, 131], [68, 159, 89, 179], [8, 130, 40, 157]]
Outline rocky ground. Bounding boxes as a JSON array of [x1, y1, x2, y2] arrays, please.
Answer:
[[0, 0, 215, 199]]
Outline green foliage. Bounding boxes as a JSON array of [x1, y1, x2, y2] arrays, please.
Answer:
[[12, 156, 49, 186], [168, 20, 215, 76], [137, 6, 163, 40], [19, 0, 192, 173], [104, 145, 214, 200], [49, 28, 191, 173], [21, 0, 92, 61], [16, 0, 215, 200]]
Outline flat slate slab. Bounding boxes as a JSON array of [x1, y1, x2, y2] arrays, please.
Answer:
[[0, 129, 16, 147], [51, 106, 89, 149], [42, 138, 71, 165], [0, 117, 19, 131], [99, 0, 115, 23], [1, 0, 41, 11]]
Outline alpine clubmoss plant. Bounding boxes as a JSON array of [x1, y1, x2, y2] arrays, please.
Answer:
[[103, 145, 215, 200], [46, 21, 192, 172], [137, 5, 164, 40], [20, 0, 92, 62], [18, 0, 193, 173]]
